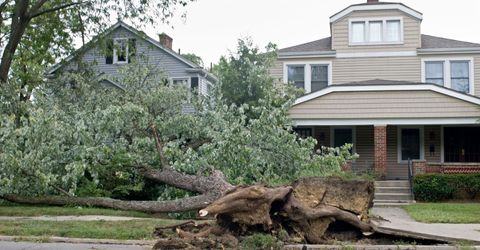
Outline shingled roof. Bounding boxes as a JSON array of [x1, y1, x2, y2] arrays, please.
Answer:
[[278, 37, 332, 54], [278, 34, 480, 55], [421, 34, 480, 49]]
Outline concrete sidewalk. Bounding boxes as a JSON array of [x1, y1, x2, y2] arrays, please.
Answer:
[[371, 207, 480, 244], [0, 215, 150, 221]]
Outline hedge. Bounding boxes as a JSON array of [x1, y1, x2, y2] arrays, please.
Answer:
[[413, 174, 480, 202]]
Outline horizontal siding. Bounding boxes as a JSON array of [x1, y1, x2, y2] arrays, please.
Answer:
[[331, 10, 421, 53], [66, 26, 196, 80], [289, 90, 480, 119], [353, 126, 375, 174], [386, 126, 406, 179], [333, 56, 421, 83], [424, 125, 441, 163]]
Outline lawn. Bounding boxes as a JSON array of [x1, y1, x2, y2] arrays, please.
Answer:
[[0, 202, 153, 218], [403, 203, 480, 223], [0, 219, 179, 240]]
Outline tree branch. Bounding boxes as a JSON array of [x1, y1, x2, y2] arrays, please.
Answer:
[[149, 123, 169, 169], [29, 1, 84, 19]]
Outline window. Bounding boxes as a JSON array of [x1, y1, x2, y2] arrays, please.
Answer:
[[368, 21, 383, 42], [284, 62, 331, 93], [450, 61, 470, 93], [444, 127, 480, 163], [311, 65, 328, 92], [399, 128, 423, 162], [349, 18, 402, 44], [385, 20, 401, 42], [425, 61, 444, 85], [293, 127, 313, 139], [333, 128, 353, 148], [287, 65, 305, 89], [114, 39, 128, 63], [190, 77, 199, 90], [351, 22, 365, 43], [172, 78, 189, 86], [423, 59, 473, 94], [106, 38, 136, 65]]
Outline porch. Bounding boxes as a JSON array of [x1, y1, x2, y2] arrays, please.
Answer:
[[295, 125, 480, 180]]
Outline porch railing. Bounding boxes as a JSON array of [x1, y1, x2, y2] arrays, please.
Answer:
[[407, 158, 415, 200]]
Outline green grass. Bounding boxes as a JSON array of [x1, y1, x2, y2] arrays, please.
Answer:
[[0, 202, 153, 218], [0, 219, 179, 240], [404, 203, 480, 223]]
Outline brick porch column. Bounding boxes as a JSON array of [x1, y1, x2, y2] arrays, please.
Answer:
[[374, 125, 387, 179]]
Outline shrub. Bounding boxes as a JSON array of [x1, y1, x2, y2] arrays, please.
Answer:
[[240, 234, 283, 250], [413, 174, 480, 202]]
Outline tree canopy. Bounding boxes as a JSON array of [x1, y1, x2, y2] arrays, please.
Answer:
[[213, 38, 279, 107], [0, 62, 355, 200]]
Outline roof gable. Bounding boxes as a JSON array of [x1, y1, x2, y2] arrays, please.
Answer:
[[329, 2, 422, 23], [47, 21, 201, 75]]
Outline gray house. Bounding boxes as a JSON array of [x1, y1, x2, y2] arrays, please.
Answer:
[[47, 21, 215, 96]]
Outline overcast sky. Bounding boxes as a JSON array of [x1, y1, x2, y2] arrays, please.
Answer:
[[142, 0, 480, 66]]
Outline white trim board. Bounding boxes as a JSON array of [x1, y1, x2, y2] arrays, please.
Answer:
[[336, 51, 416, 58], [330, 4, 423, 23], [397, 126, 425, 163], [293, 84, 480, 106], [293, 118, 480, 126]]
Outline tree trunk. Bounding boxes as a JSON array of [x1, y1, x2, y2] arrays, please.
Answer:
[[0, 193, 220, 213], [0, 0, 30, 83]]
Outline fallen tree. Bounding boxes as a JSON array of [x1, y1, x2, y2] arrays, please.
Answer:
[[153, 176, 375, 249]]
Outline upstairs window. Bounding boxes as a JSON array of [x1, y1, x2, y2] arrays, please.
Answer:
[[287, 65, 305, 89], [349, 18, 402, 45], [311, 65, 328, 92], [450, 61, 470, 93], [423, 59, 473, 94], [105, 38, 136, 65], [285, 62, 331, 93], [425, 61, 444, 85]]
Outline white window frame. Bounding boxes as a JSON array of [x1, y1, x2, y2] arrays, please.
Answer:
[[348, 17, 404, 46], [170, 77, 191, 88], [113, 38, 129, 64], [283, 60, 332, 94], [397, 126, 424, 163], [330, 126, 356, 153], [421, 57, 474, 95]]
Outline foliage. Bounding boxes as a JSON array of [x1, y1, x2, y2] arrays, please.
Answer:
[[0, 61, 356, 199], [413, 174, 480, 201], [182, 53, 204, 67], [240, 233, 284, 250], [213, 38, 279, 107], [404, 203, 480, 223], [0, 0, 194, 125]]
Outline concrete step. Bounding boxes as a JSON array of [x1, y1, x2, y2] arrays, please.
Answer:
[[373, 199, 413, 204], [375, 187, 411, 194], [374, 193, 413, 201], [373, 201, 413, 206], [375, 180, 410, 188]]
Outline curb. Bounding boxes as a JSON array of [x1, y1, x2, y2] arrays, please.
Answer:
[[0, 235, 156, 246], [284, 244, 480, 250]]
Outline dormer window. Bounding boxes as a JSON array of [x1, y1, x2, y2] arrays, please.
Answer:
[[349, 18, 403, 45]]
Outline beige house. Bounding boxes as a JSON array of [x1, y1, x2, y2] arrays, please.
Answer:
[[272, 0, 480, 180]]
